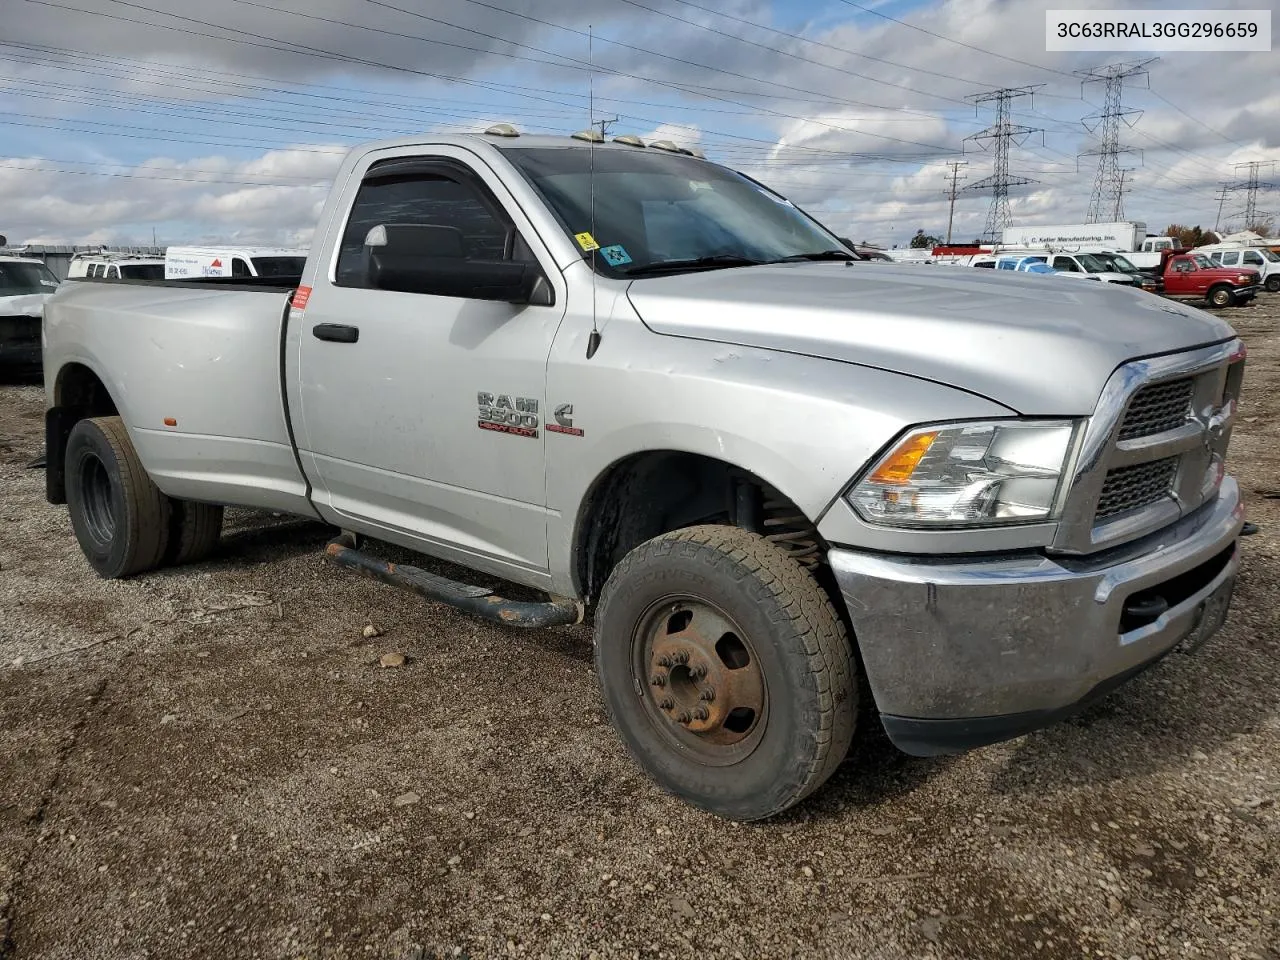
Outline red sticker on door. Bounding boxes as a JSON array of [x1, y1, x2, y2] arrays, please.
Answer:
[[291, 285, 312, 310]]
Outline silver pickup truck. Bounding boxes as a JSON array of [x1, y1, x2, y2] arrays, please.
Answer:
[[42, 129, 1246, 820]]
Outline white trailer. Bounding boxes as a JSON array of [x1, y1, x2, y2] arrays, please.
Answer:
[[1000, 222, 1147, 252]]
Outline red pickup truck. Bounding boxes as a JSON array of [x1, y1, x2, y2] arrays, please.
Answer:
[[1160, 251, 1261, 308]]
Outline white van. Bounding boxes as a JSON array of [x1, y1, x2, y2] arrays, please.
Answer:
[[164, 246, 307, 280], [1202, 247, 1280, 292], [67, 253, 166, 281]]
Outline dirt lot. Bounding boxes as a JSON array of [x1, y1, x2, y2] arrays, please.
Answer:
[[2, 300, 1280, 960]]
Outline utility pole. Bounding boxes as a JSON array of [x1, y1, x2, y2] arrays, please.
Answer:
[[962, 86, 1044, 244], [943, 161, 968, 245], [1076, 59, 1155, 224], [1221, 160, 1277, 230]]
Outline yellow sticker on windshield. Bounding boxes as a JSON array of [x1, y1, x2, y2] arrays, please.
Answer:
[[574, 232, 600, 251]]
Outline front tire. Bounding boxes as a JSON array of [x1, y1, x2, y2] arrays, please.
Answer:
[[65, 416, 170, 578], [594, 525, 857, 820], [1207, 285, 1234, 308], [1266, 275, 1280, 293]]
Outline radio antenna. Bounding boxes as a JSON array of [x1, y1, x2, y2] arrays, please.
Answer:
[[585, 23, 602, 360]]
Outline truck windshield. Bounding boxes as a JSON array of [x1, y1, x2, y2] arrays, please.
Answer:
[[1192, 255, 1215, 268], [251, 256, 307, 277], [1262, 249, 1280, 262], [502, 146, 846, 277], [0, 260, 59, 295], [119, 263, 165, 280], [1076, 254, 1110, 272], [1098, 253, 1138, 272]]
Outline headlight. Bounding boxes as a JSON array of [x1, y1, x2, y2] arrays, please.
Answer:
[[848, 420, 1077, 527]]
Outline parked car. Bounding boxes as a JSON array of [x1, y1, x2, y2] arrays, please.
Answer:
[[1047, 252, 1143, 287], [1160, 251, 1261, 308], [164, 246, 308, 280], [1202, 247, 1280, 293], [67, 254, 167, 280], [995, 255, 1060, 274], [1087, 251, 1162, 292], [1, 254, 59, 371], [42, 127, 1247, 820]]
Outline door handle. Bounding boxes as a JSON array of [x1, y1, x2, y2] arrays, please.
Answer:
[[312, 323, 359, 344]]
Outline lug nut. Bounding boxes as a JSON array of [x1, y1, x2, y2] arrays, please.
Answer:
[[699, 689, 715, 702], [692, 663, 708, 681], [677, 711, 692, 724], [659, 696, 675, 711], [674, 650, 690, 666], [650, 674, 666, 688], [658, 655, 674, 668], [693, 706, 709, 721]]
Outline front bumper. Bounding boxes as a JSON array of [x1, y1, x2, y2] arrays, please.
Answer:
[[830, 478, 1244, 756], [0, 315, 42, 369]]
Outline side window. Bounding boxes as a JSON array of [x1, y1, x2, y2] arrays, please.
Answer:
[[88, 264, 100, 278], [108, 265, 120, 279], [334, 165, 520, 289], [1243, 251, 1263, 266], [232, 258, 251, 278], [1053, 257, 1077, 271], [1222, 252, 1239, 265]]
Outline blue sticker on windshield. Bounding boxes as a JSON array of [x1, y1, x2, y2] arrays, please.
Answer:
[[599, 244, 632, 266]]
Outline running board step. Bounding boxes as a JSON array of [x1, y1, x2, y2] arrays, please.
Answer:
[[324, 536, 583, 629]]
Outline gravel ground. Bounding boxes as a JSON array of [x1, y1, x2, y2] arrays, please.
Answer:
[[2, 298, 1279, 960]]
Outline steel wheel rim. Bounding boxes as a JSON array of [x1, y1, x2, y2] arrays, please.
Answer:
[[78, 453, 116, 547], [631, 595, 768, 767]]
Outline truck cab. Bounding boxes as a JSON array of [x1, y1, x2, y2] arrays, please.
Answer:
[[67, 254, 167, 281]]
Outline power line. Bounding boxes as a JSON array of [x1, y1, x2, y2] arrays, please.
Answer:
[[963, 87, 1044, 242], [1075, 59, 1154, 223], [831, 0, 1079, 80]]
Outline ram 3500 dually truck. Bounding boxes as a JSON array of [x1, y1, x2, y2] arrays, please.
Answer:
[[42, 129, 1246, 820]]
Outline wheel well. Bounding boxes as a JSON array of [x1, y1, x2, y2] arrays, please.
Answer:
[[575, 451, 825, 605], [55, 363, 118, 415], [45, 363, 119, 504]]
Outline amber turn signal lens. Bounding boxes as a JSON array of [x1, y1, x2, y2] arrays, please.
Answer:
[[869, 431, 938, 484]]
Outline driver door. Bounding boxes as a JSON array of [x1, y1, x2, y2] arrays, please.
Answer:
[[290, 149, 567, 584]]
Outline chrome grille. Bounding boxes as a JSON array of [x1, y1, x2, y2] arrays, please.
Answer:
[[1095, 457, 1180, 521], [1117, 377, 1194, 440]]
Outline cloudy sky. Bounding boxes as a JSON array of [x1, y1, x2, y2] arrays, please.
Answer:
[[2, 0, 1278, 248]]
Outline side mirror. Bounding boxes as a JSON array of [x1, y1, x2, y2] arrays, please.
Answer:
[[363, 223, 546, 304]]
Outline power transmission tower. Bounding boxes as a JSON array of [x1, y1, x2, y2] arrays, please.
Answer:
[[1076, 59, 1155, 223], [1222, 161, 1277, 231], [1112, 168, 1132, 221], [943, 161, 968, 245], [962, 86, 1044, 243]]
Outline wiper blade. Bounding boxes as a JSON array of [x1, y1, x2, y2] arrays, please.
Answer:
[[773, 250, 857, 262], [624, 254, 765, 276]]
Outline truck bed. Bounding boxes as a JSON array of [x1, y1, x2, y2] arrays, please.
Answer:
[[44, 277, 312, 515]]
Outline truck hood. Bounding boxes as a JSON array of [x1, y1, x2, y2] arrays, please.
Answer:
[[0, 292, 49, 318], [626, 262, 1235, 415]]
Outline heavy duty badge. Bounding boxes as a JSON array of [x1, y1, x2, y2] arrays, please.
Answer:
[[546, 402, 584, 437], [477, 392, 539, 438]]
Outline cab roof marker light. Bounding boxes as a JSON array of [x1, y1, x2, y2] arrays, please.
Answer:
[[613, 134, 646, 147], [572, 128, 606, 143], [688, 148, 706, 159], [648, 140, 682, 153], [483, 123, 520, 137]]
